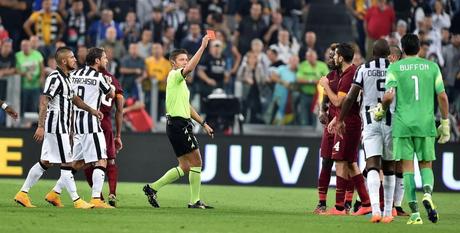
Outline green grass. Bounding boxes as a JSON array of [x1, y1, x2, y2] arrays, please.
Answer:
[[1, 178, 459, 233]]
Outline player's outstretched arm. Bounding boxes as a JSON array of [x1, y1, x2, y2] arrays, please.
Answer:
[[72, 96, 103, 119], [182, 35, 210, 77], [0, 100, 19, 120], [190, 106, 214, 138]]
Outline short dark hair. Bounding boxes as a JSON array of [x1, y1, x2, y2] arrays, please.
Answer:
[[55, 46, 73, 64], [373, 39, 390, 58], [336, 43, 354, 63], [169, 49, 188, 62], [389, 45, 402, 60], [401, 34, 420, 56], [86, 47, 105, 66]]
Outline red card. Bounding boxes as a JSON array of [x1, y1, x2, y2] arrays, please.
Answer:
[[207, 30, 216, 40]]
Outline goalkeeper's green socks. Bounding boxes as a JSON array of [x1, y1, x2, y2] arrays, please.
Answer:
[[403, 172, 418, 213], [420, 168, 434, 196], [189, 167, 202, 204], [152, 167, 184, 191]]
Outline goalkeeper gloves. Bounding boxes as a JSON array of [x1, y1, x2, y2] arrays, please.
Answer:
[[368, 103, 385, 121], [437, 118, 450, 144]]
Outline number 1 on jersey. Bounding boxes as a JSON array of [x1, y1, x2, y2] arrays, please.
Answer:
[[411, 75, 419, 101]]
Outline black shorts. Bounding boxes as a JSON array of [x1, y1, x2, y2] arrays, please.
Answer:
[[166, 116, 199, 157]]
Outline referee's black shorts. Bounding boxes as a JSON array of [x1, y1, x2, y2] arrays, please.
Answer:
[[166, 116, 199, 157]]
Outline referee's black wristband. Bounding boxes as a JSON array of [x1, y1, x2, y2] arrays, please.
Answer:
[[200, 120, 206, 126]]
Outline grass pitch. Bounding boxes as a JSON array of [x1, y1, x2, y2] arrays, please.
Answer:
[[0, 178, 458, 233]]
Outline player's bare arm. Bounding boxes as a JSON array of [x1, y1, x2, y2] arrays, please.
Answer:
[[34, 95, 50, 142], [0, 100, 19, 120], [318, 95, 329, 125], [319, 76, 346, 107], [190, 106, 214, 138], [115, 93, 124, 151], [72, 95, 103, 119], [335, 84, 362, 136], [182, 35, 210, 77]]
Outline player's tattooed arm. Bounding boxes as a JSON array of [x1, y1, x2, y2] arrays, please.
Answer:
[[72, 96, 103, 119], [34, 95, 50, 142]]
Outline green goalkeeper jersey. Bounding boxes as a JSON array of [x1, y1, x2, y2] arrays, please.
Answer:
[[385, 56, 445, 137]]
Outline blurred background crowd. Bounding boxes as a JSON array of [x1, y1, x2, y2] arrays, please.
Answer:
[[0, 0, 459, 139]]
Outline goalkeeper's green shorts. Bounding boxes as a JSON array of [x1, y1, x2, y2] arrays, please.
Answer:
[[393, 137, 436, 162]]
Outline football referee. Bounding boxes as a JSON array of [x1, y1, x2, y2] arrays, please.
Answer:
[[144, 35, 214, 209]]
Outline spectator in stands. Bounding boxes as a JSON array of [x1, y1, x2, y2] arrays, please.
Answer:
[[144, 43, 171, 118], [76, 45, 87, 68], [242, 39, 271, 74], [272, 28, 300, 64], [0, 17, 9, 41], [237, 51, 267, 123], [299, 31, 321, 61], [415, 15, 444, 66], [345, 0, 369, 58], [271, 56, 299, 125], [0, 0, 31, 50], [280, 0, 304, 40], [197, 39, 229, 98], [59, 0, 97, 20], [136, 0, 162, 25], [175, 6, 202, 44], [16, 39, 44, 114], [137, 29, 153, 59], [215, 30, 241, 78], [296, 49, 328, 126], [442, 33, 460, 108], [432, 0, 451, 32], [162, 26, 176, 54], [364, 0, 395, 60], [23, 0, 64, 47], [103, 45, 120, 78], [442, 28, 451, 47], [142, 7, 167, 43], [0, 39, 16, 117], [120, 11, 142, 49], [120, 43, 146, 100], [43, 55, 56, 76], [418, 40, 431, 58], [100, 26, 126, 60], [180, 22, 202, 54], [62, 0, 87, 50], [88, 9, 122, 47], [263, 10, 285, 46], [163, 0, 186, 31], [206, 12, 231, 39], [352, 43, 365, 66], [234, 2, 267, 55]]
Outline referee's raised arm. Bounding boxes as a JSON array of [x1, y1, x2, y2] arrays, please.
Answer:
[[182, 35, 210, 77]]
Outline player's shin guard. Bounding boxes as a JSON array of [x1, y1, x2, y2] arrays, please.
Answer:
[[367, 169, 381, 215], [20, 161, 48, 193], [152, 167, 185, 191], [335, 176, 347, 210], [92, 166, 106, 198], [189, 167, 202, 204], [318, 159, 333, 206], [403, 172, 418, 213], [60, 167, 80, 201], [394, 173, 404, 207], [84, 166, 94, 187], [352, 174, 370, 207], [383, 172, 396, 217], [420, 168, 434, 196], [107, 163, 118, 195]]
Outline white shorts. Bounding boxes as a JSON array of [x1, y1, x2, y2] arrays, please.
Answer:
[[72, 132, 107, 163], [362, 122, 394, 161], [41, 133, 73, 164]]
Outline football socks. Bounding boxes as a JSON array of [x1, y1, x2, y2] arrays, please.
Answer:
[[367, 169, 380, 215], [152, 167, 185, 191], [20, 162, 46, 193], [383, 174, 396, 216], [189, 167, 202, 204]]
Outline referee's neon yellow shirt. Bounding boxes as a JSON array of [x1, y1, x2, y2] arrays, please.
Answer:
[[166, 68, 191, 119]]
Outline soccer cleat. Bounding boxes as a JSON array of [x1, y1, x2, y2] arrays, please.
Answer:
[[73, 198, 95, 209], [313, 204, 327, 214], [344, 201, 352, 215], [45, 191, 64, 207], [352, 206, 372, 216], [353, 200, 362, 213], [322, 207, 347, 215], [407, 213, 423, 224], [381, 216, 394, 223], [188, 200, 214, 209], [370, 214, 382, 223], [90, 198, 115, 208], [422, 196, 439, 223], [395, 206, 409, 216], [108, 194, 117, 207], [392, 208, 397, 217], [143, 184, 159, 208], [14, 191, 36, 208]]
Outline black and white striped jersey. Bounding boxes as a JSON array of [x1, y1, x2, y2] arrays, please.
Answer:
[[43, 68, 74, 134], [353, 58, 393, 126], [71, 66, 112, 134]]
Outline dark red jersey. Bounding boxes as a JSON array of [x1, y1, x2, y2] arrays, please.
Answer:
[[100, 70, 123, 131], [326, 70, 339, 121], [336, 64, 361, 127]]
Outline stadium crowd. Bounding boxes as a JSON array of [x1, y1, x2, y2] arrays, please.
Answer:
[[0, 0, 459, 134]]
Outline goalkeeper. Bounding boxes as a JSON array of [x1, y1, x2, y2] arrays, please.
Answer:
[[376, 34, 449, 225]]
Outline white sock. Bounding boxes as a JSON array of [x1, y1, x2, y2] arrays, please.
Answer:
[[21, 162, 46, 192], [367, 169, 381, 216], [61, 169, 80, 201], [53, 177, 64, 194], [383, 175, 395, 217], [92, 167, 105, 198], [394, 176, 404, 207]]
